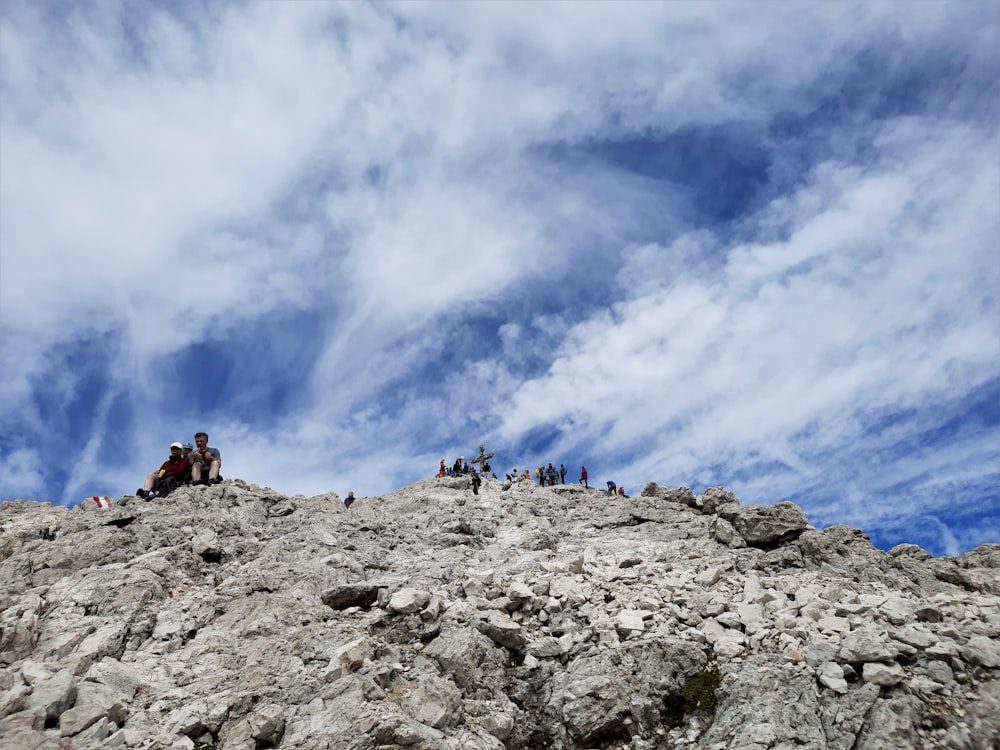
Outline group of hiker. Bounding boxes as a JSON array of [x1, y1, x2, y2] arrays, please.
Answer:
[[448, 458, 623, 496], [505, 463, 590, 487], [437, 456, 492, 479], [503, 464, 622, 494], [136, 432, 222, 499], [504, 463, 563, 485], [606, 480, 628, 497], [435, 457, 489, 496]]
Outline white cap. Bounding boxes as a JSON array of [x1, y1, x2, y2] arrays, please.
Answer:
[[170, 442, 184, 450]]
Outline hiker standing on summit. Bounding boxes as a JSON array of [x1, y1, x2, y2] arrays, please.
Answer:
[[190, 432, 222, 485]]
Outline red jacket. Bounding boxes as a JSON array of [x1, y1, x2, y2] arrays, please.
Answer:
[[158, 456, 190, 480]]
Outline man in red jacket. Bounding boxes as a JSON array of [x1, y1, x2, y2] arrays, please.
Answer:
[[136, 442, 190, 499]]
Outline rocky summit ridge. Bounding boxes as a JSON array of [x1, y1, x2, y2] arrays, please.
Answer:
[[1, 478, 998, 750]]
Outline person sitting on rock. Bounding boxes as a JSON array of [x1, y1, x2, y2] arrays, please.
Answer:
[[453, 456, 464, 475], [137, 442, 190, 499], [190, 431, 223, 485], [344, 491, 355, 508], [437, 458, 446, 477]]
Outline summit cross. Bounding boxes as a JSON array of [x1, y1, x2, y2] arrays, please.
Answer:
[[471, 444, 495, 470]]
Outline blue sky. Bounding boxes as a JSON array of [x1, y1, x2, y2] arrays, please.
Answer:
[[1, 1, 997, 557]]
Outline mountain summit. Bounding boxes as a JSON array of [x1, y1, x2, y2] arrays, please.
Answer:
[[1, 478, 998, 749]]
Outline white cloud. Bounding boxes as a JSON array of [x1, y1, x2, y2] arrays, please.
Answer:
[[0, 448, 45, 498], [496, 122, 999, 510]]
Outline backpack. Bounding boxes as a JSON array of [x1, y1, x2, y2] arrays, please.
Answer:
[[154, 475, 179, 497]]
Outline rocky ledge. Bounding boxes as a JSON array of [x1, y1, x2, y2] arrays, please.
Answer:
[[1, 478, 998, 749]]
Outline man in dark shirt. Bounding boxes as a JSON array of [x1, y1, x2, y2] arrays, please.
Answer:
[[190, 431, 223, 485]]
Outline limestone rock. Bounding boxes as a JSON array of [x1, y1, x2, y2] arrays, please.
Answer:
[[248, 703, 285, 746], [862, 660, 906, 686], [701, 657, 827, 749], [890, 543, 932, 561], [640, 483, 698, 507], [614, 610, 646, 633], [839, 629, 900, 663], [191, 529, 222, 561], [320, 583, 378, 610], [710, 516, 747, 548], [700, 486, 741, 515], [816, 661, 849, 693], [423, 627, 506, 691], [59, 702, 107, 737], [324, 637, 372, 682], [24, 668, 76, 722], [476, 612, 526, 650], [0, 480, 997, 750], [961, 635, 1000, 668], [387, 587, 430, 614], [730, 501, 810, 546], [855, 695, 921, 749], [401, 675, 463, 729]]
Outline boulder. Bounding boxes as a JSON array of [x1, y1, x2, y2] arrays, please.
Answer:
[[401, 676, 463, 729], [423, 627, 506, 690], [387, 587, 431, 614], [320, 583, 379, 610], [961, 635, 1000, 668], [862, 661, 906, 686], [730, 502, 810, 546], [816, 661, 848, 693], [640, 483, 698, 507], [24, 668, 76, 722], [476, 612, 527, 651], [701, 657, 827, 749], [700, 487, 741, 515]]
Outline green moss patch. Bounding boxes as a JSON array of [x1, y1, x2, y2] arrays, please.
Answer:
[[662, 664, 722, 729]]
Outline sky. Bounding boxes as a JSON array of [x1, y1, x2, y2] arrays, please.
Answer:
[[1, 1, 997, 558]]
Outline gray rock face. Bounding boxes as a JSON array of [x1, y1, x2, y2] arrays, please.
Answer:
[[1, 481, 998, 749]]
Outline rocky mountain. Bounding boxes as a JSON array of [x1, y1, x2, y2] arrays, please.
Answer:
[[1, 477, 998, 750]]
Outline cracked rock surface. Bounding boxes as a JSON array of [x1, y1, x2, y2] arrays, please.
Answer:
[[2, 477, 998, 749]]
